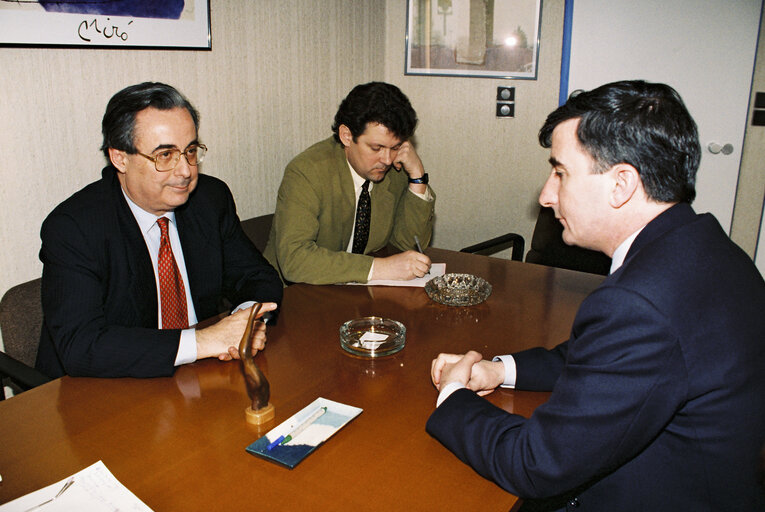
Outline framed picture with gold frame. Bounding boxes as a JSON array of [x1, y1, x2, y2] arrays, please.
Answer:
[[0, 0, 210, 49], [406, 0, 541, 79]]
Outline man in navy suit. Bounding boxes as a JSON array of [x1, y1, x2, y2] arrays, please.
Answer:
[[36, 82, 282, 379], [427, 81, 765, 511]]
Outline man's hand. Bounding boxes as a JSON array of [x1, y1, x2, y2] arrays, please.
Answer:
[[195, 302, 278, 361], [372, 250, 431, 281], [393, 141, 427, 193], [393, 141, 425, 176], [431, 351, 505, 395]]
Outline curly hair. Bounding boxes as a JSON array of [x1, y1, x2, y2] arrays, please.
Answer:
[[332, 82, 417, 144]]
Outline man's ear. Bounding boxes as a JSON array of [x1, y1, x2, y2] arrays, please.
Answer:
[[338, 125, 353, 148], [108, 148, 128, 173], [610, 163, 640, 208]]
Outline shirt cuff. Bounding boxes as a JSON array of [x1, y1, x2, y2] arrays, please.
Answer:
[[492, 355, 517, 388], [436, 381, 466, 407], [409, 186, 433, 202], [367, 260, 375, 282], [232, 301, 255, 313], [175, 328, 198, 366]]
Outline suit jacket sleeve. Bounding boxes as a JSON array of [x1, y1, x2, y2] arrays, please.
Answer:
[[386, 176, 436, 252], [426, 285, 687, 499], [39, 207, 181, 378]]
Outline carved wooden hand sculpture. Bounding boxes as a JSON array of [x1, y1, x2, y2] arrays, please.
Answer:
[[239, 303, 271, 412]]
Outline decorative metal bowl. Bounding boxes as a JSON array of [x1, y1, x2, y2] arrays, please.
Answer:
[[424, 273, 492, 307], [340, 317, 406, 358]]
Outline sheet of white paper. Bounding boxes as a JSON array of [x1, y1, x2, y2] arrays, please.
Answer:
[[0, 460, 153, 512], [347, 262, 446, 287], [357, 331, 388, 349]]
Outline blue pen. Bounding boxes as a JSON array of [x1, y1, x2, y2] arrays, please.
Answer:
[[266, 435, 284, 451]]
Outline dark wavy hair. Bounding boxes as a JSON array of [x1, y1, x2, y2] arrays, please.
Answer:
[[539, 80, 700, 203], [100, 82, 199, 159], [332, 82, 418, 144]]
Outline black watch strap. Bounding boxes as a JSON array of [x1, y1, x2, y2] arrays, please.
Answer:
[[408, 173, 429, 184]]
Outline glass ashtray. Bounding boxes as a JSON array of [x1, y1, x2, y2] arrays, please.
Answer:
[[424, 273, 492, 307], [340, 317, 406, 358]]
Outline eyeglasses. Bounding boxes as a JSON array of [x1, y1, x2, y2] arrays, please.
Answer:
[[136, 144, 208, 172]]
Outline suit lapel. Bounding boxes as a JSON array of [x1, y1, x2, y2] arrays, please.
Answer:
[[175, 193, 210, 315], [107, 169, 158, 326], [368, 176, 395, 250], [334, 143, 358, 249]]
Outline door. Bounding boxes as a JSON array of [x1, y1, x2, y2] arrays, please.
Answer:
[[566, 0, 762, 233]]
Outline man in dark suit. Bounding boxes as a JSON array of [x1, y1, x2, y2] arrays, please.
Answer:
[[36, 82, 282, 379], [427, 81, 765, 511]]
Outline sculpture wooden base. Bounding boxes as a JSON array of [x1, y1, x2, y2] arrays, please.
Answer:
[[245, 403, 275, 425]]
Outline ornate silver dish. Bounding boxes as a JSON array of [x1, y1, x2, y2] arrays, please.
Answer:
[[424, 273, 492, 307]]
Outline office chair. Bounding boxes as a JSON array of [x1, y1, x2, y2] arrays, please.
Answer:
[[0, 278, 51, 399], [461, 207, 611, 275], [240, 213, 274, 253]]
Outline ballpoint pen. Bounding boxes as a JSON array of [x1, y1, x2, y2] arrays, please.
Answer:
[[414, 235, 424, 254], [266, 435, 285, 451], [24, 477, 74, 512], [414, 235, 430, 275], [280, 406, 327, 445]]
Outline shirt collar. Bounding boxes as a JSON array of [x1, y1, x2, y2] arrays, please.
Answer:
[[121, 188, 176, 235], [347, 160, 373, 192], [609, 226, 644, 274]]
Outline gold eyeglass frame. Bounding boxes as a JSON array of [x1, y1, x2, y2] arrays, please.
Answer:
[[136, 143, 208, 172]]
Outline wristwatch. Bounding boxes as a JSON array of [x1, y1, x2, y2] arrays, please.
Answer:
[[408, 173, 429, 184]]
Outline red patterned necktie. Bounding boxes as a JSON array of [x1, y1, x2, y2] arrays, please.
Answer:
[[156, 217, 188, 329], [352, 180, 371, 254]]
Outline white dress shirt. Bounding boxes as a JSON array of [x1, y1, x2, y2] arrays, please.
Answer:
[[122, 191, 198, 366]]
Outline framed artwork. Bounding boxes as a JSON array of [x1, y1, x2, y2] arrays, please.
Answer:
[[0, 0, 210, 49], [405, 0, 542, 79]]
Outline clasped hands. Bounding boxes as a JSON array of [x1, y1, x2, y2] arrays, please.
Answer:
[[431, 351, 506, 396], [196, 302, 278, 361]]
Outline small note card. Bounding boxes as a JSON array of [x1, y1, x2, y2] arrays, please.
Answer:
[[246, 397, 362, 469]]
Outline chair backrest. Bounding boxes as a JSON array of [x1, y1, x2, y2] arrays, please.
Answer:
[[525, 207, 611, 275], [240, 213, 274, 254], [0, 278, 43, 367]]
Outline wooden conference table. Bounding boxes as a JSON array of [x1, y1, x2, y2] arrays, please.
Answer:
[[0, 248, 604, 511]]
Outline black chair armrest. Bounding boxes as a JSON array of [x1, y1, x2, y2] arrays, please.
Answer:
[[0, 351, 51, 392], [460, 233, 525, 261]]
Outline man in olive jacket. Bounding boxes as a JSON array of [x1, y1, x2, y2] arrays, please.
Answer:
[[264, 82, 435, 285]]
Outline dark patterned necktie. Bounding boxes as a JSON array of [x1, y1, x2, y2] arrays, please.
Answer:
[[157, 217, 189, 329], [352, 180, 371, 254]]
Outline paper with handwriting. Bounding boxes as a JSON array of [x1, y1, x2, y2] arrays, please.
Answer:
[[0, 460, 152, 512]]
